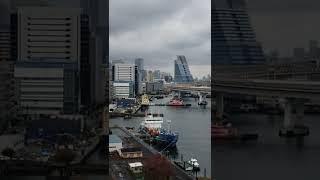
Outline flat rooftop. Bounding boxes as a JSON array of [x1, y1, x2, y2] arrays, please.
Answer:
[[109, 135, 122, 144]]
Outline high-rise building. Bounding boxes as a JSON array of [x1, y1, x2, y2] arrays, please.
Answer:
[[0, 28, 11, 61], [146, 81, 164, 95], [10, 0, 108, 116], [134, 58, 144, 95], [309, 40, 320, 60], [86, 0, 108, 106], [0, 1, 15, 128], [112, 63, 137, 97], [153, 70, 161, 80], [0, 60, 14, 126], [174, 55, 193, 83], [16, 7, 82, 62], [0, 26, 15, 128], [212, 0, 265, 65], [146, 70, 154, 82], [161, 72, 173, 83], [112, 82, 134, 99], [135, 58, 144, 72], [293, 48, 305, 61], [14, 62, 78, 115], [13, 6, 82, 115], [112, 64, 136, 82]]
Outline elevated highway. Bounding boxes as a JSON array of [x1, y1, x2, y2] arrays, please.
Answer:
[[213, 79, 320, 100], [213, 62, 320, 80], [165, 84, 211, 93], [167, 62, 320, 135], [212, 63, 320, 136]]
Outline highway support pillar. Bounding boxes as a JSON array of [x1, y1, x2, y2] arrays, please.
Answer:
[[280, 98, 309, 137], [295, 100, 305, 126], [283, 98, 294, 129], [216, 93, 224, 120]]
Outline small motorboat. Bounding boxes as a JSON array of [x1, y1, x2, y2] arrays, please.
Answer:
[[187, 158, 200, 170]]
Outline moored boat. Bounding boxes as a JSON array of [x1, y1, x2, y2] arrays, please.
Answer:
[[187, 158, 200, 171], [212, 121, 238, 139], [154, 128, 179, 147], [168, 96, 184, 106], [139, 113, 163, 135], [139, 114, 178, 147]]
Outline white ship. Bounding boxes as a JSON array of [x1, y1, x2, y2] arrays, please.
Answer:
[[140, 113, 164, 129]]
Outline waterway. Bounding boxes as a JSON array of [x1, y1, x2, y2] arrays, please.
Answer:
[[110, 95, 211, 177], [213, 113, 320, 180]]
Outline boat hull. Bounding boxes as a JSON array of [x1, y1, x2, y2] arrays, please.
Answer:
[[154, 130, 179, 147]]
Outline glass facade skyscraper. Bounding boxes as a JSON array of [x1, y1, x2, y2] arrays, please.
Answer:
[[213, 0, 265, 65], [174, 55, 193, 83]]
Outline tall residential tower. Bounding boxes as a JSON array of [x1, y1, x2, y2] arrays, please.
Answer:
[[174, 55, 193, 83], [212, 0, 265, 65]]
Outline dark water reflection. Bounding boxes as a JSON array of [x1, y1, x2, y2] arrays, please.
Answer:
[[213, 113, 320, 180]]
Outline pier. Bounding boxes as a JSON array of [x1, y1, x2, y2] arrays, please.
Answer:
[[110, 112, 164, 118], [110, 126, 195, 180], [149, 103, 192, 107]]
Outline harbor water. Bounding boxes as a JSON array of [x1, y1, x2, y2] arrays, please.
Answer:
[[110, 96, 211, 177], [213, 113, 320, 180]]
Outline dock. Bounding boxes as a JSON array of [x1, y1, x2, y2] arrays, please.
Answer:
[[149, 103, 192, 107], [110, 112, 164, 118], [110, 126, 194, 180]]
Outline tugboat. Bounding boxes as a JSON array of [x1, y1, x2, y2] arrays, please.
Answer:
[[212, 121, 238, 139], [168, 96, 184, 106], [212, 120, 259, 141]]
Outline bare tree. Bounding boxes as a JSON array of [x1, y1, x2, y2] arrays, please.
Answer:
[[144, 154, 174, 180]]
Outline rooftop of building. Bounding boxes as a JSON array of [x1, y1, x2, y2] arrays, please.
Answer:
[[128, 162, 143, 168], [109, 134, 122, 144], [121, 147, 142, 153]]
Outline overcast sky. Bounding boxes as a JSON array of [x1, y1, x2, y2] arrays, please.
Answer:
[[110, 0, 211, 78], [247, 0, 320, 56]]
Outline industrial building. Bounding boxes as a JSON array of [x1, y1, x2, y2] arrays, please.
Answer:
[[109, 135, 123, 154]]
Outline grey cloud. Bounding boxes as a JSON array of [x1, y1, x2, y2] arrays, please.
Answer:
[[110, 0, 191, 35], [110, 0, 211, 78], [246, 0, 320, 56]]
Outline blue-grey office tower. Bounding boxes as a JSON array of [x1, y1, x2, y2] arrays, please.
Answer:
[[174, 55, 193, 83], [213, 0, 265, 65], [135, 58, 144, 95]]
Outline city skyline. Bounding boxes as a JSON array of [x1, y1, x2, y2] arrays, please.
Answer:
[[110, 57, 211, 77], [109, 0, 211, 79]]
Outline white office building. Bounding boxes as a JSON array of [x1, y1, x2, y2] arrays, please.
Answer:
[[113, 82, 134, 99], [113, 63, 136, 82]]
